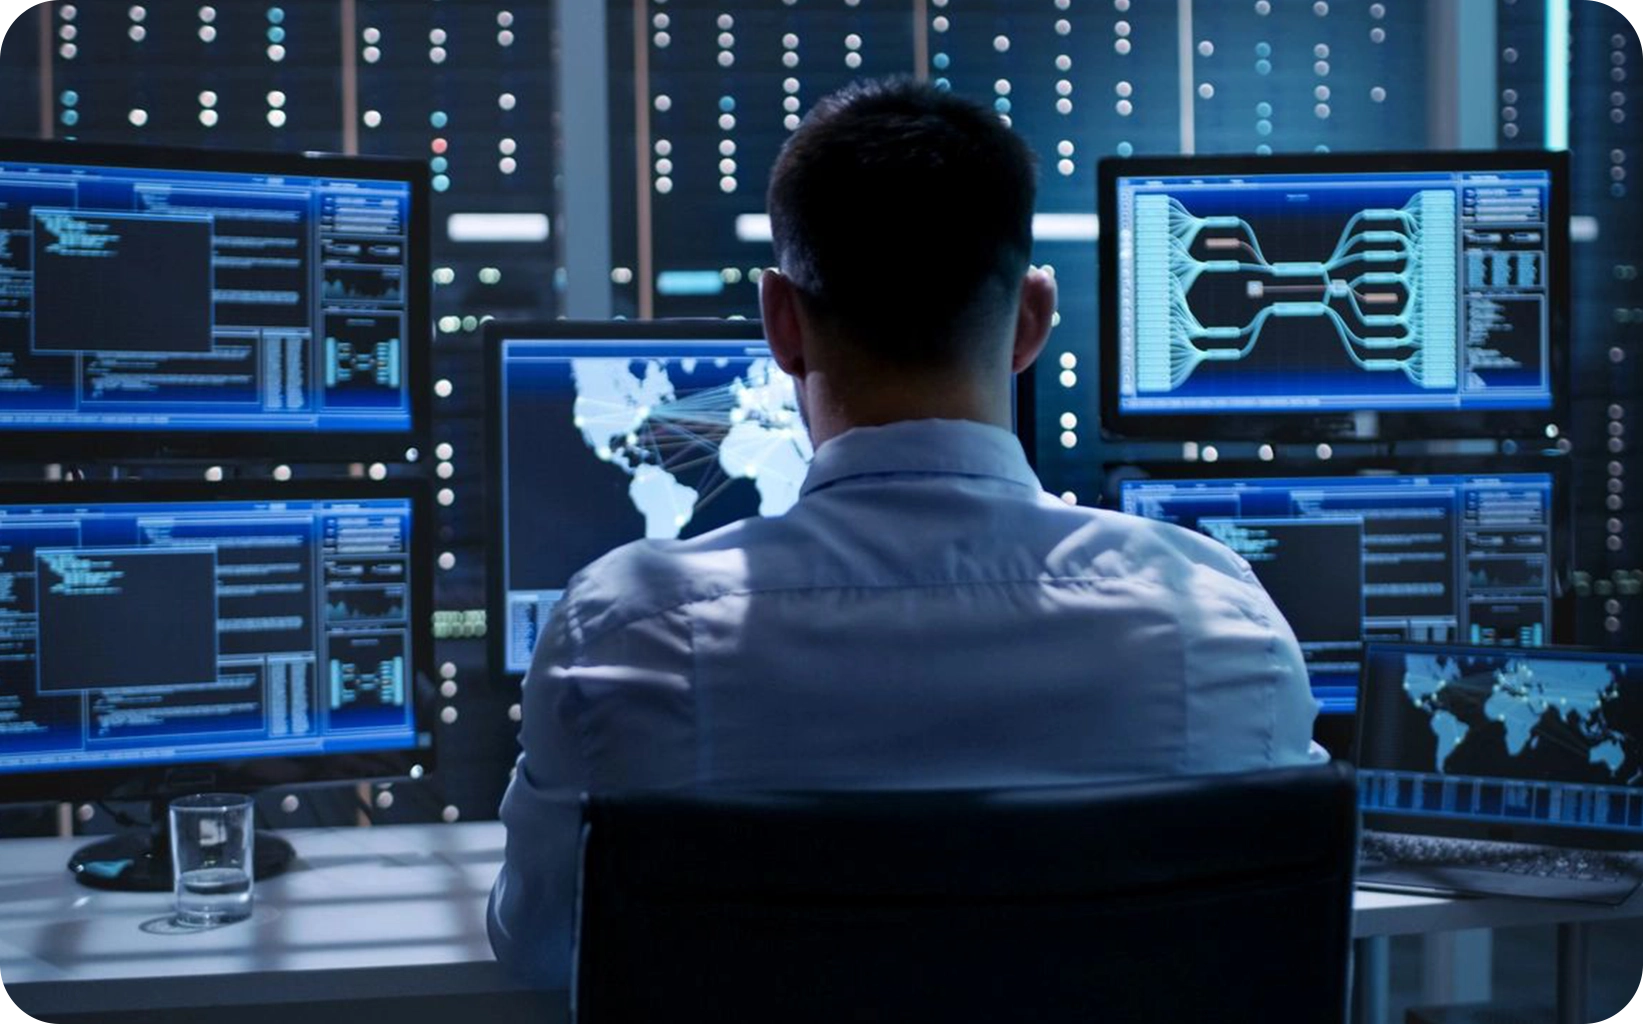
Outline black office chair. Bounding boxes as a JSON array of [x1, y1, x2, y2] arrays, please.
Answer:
[[573, 762, 1358, 1023]]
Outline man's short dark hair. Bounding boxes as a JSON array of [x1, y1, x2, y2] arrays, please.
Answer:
[[767, 78, 1038, 366]]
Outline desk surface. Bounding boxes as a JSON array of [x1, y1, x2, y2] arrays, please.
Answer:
[[2, 822, 1638, 1018], [0, 823, 527, 1018]]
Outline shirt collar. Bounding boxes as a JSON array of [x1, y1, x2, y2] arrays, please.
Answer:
[[799, 418, 1043, 498]]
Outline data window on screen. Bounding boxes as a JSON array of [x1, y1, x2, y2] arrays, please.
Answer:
[[0, 497, 420, 775], [1119, 473, 1557, 713], [0, 158, 414, 436]]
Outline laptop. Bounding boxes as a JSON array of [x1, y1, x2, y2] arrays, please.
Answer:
[[1355, 641, 1642, 903]]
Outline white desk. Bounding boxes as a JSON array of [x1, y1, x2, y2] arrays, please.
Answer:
[[1352, 885, 1640, 1024], [0, 823, 547, 1022], [1, 823, 1637, 1022], [1353, 884, 1641, 938]]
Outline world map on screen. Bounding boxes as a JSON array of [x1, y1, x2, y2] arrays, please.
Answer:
[[1401, 654, 1633, 780], [569, 356, 812, 538]]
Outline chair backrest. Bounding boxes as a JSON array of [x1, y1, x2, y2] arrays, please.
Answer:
[[574, 762, 1358, 1024]]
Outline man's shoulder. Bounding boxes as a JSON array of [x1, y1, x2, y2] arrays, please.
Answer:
[[1042, 502, 1260, 590], [557, 516, 781, 639], [557, 499, 1259, 639]]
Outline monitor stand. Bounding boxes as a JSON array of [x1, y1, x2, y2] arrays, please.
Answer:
[[67, 798, 296, 892]]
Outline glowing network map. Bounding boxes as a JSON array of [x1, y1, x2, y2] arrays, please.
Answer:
[[1401, 653, 1633, 780], [569, 356, 812, 538], [1115, 169, 1553, 414], [1132, 190, 1455, 391]]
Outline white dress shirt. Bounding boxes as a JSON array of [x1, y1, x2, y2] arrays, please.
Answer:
[[488, 417, 1325, 988]]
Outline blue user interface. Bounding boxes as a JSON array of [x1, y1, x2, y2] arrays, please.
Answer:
[[0, 158, 413, 434], [1358, 643, 1640, 835], [1119, 473, 1556, 713], [0, 496, 420, 775], [497, 335, 811, 673], [1114, 169, 1554, 414]]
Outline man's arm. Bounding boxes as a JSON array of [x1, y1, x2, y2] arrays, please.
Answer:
[[1177, 554, 1329, 772], [487, 599, 589, 990], [487, 590, 698, 989], [1264, 602, 1332, 765]]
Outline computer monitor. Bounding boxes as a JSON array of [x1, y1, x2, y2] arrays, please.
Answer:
[[0, 138, 428, 458], [487, 319, 812, 677], [1116, 463, 1568, 723], [0, 480, 434, 888], [1098, 150, 1568, 441], [1357, 642, 1639, 852]]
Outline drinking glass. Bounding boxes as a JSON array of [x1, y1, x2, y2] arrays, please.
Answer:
[[169, 793, 255, 926]]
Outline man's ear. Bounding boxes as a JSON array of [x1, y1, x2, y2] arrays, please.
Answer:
[[759, 268, 807, 379], [1010, 266, 1057, 374]]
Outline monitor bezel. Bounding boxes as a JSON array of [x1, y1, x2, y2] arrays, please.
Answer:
[[0, 137, 431, 462], [0, 477, 436, 804], [1097, 149, 1571, 442], [1355, 640, 1640, 852], [484, 318, 769, 680], [1107, 455, 1575, 739]]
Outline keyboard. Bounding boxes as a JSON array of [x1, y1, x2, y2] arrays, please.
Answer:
[[1359, 831, 1643, 903]]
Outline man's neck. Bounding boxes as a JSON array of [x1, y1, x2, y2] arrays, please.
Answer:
[[800, 370, 1012, 448]]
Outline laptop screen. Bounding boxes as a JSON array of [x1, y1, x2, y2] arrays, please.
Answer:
[[1357, 642, 1641, 851]]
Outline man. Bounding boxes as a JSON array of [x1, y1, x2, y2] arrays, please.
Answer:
[[489, 78, 1324, 987]]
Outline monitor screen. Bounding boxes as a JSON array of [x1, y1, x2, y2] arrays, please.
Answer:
[[0, 482, 432, 798], [489, 321, 812, 675], [1099, 150, 1567, 440], [1118, 470, 1561, 714], [1357, 642, 1639, 849], [0, 140, 426, 455]]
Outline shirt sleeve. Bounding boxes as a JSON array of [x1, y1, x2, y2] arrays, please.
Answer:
[[1175, 552, 1329, 774], [1214, 545, 1329, 767], [487, 582, 698, 989], [1266, 605, 1332, 766], [487, 596, 589, 990]]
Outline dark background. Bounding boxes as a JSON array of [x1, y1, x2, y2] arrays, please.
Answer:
[[0, 0, 1635, 847]]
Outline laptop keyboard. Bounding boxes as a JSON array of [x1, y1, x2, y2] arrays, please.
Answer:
[[1360, 831, 1641, 884]]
